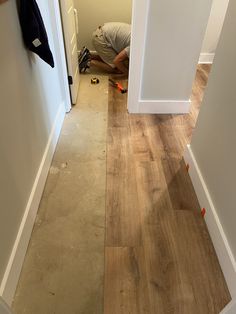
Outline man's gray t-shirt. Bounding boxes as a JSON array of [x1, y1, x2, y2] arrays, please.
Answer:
[[102, 22, 131, 58]]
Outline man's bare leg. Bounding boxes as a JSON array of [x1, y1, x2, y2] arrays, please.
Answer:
[[90, 60, 116, 73]]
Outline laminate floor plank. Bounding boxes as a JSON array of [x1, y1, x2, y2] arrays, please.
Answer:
[[129, 116, 156, 162], [106, 155, 142, 247], [106, 126, 141, 246], [108, 80, 129, 128], [105, 66, 231, 313], [161, 157, 200, 211], [104, 247, 150, 314], [135, 161, 174, 222], [141, 210, 229, 314]]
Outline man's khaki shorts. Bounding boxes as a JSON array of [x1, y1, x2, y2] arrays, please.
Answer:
[[92, 27, 117, 68]]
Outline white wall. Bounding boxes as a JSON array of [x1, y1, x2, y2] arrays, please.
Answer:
[[190, 0, 236, 281], [0, 0, 67, 300], [141, 0, 212, 101], [201, 0, 229, 54], [74, 0, 132, 50]]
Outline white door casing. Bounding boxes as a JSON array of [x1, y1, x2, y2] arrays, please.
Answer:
[[49, 0, 71, 112], [60, 0, 80, 105]]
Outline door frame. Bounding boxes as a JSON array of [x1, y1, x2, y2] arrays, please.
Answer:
[[127, 0, 149, 113], [53, 0, 147, 114], [59, 0, 80, 105], [50, 0, 72, 112]]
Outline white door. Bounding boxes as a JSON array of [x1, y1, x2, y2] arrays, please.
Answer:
[[60, 0, 80, 105]]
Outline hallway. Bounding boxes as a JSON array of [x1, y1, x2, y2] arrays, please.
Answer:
[[13, 66, 230, 313]]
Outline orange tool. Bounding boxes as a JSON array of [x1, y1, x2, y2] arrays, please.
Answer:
[[109, 79, 127, 94]]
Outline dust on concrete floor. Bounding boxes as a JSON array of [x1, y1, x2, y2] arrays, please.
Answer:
[[13, 74, 108, 314]]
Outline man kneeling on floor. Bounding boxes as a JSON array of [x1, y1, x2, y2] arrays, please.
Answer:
[[91, 22, 131, 75]]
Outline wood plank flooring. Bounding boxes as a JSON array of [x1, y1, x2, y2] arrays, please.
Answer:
[[104, 65, 231, 313]]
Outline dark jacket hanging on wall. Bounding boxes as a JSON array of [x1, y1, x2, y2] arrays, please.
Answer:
[[19, 0, 54, 68]]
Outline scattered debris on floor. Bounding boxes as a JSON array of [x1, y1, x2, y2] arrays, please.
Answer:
[[49, 162, 68, 174], [60, 162, 68, 169], [49, 166, 60, 175]]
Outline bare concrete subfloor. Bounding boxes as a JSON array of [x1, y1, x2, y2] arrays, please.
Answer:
[[13, 74, 108, 314]]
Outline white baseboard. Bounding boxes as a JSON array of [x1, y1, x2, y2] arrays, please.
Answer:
[[134, 99, 191, 114], [0, 103, 65, 306], [220, 300, 236, 314], [184, 145, 236, 299], [199, 53, 215, 64]]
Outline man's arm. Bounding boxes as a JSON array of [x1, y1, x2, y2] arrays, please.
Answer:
[[113, 49, 129, 75]]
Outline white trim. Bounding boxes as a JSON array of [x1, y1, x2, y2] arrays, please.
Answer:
[[0, 297, 12, 314], [128, 0, 150, 113], [184, 145, 236, 299], [51, 0, 71, 112], [0, 104, 65, 306], [138, 99, 191, 114], [199, 53, 215, 64], [127, 0, 196, 114], [220, 300, 236, 314]]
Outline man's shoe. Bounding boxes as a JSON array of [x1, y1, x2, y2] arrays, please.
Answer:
[[79, 46, 91, 73]]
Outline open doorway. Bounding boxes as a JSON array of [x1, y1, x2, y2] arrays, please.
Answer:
[[59, 0, 133, 106], [192, 0, 230, 120], [199, 0, 230, 65]]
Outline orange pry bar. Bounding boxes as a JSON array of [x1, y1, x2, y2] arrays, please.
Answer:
[[109, 79, 128, 94]]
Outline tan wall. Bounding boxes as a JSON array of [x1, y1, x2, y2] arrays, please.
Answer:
[[191, 0, 236, 258], [0, 0, 66, 283], [74, 0, 229, 56], [74, 0, 132, 50]]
